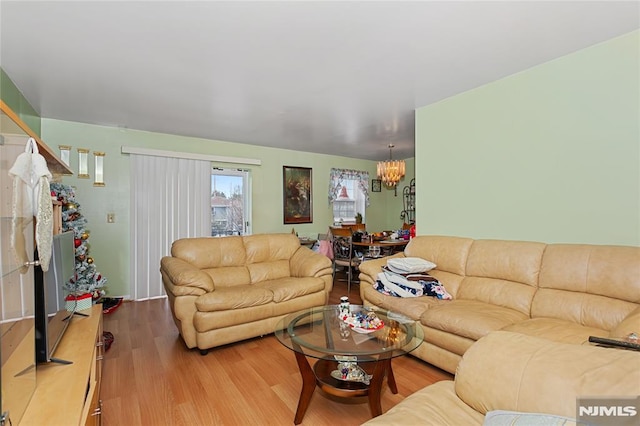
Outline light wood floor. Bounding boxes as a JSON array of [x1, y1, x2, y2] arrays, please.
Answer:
[[101, 274, 452, 425]]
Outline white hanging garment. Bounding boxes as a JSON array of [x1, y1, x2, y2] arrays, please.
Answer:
[[8, 138, 54, 272]]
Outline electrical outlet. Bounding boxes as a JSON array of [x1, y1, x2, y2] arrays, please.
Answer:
[[107, 213, 115, 223]]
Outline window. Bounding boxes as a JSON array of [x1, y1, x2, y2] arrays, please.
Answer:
[[329, 169, 370, 224], [211, 168, 252, 236]]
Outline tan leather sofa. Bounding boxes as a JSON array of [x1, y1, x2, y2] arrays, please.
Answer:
[[362, 331, 640, 425], [160, 233, 333, 353], [359, 235, 640, 373]]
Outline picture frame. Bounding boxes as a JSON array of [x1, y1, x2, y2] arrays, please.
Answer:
[[371, 179, 382, 192], [283, 166, 313, 224]]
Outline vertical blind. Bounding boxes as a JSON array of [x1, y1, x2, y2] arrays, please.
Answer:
[[130, 154, 211, 300]]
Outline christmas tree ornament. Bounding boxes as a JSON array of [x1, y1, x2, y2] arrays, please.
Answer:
[[87, 257, 94, 264], [65, 202, 77, 210], [74, 238, 82, 248], [77, 254, 86, 261], [81, 231, 89, 240]]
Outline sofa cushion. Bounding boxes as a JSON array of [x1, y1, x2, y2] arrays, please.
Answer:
[[458, 239, 544, 315], [458, 277, 537, 316], [455, 331, 640, 419], [404, 235, 473, 277], [531, 288, 638, 332], [501, 317, 609, 344], [538, 244, 640, 303], [534, 244, 640, 330], [204, 266, 251, 288], [244, 234, 302, 282], [465, 240, 545, 287], [257, 276, 326, 303], [193, 304, 275, 332], [247, 259, 291, 283], [195, 285, 273, 312], [428, 269, 465, 299], [423, 326, 476, 356], [361, 381, 484, 426], [244, 233, 300, 264], [172, 236, 247, 269], [422, 300, 528, 341]]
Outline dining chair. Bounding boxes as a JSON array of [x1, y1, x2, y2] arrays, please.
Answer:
[[330, 227, 361, 295]]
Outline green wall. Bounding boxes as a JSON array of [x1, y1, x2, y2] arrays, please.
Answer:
[[41, 119, 412, 297], [0, 68, 41, 135], [415, 30, 639, 246]]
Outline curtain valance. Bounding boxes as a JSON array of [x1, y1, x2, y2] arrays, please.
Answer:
[[328, 168, 370, 207]]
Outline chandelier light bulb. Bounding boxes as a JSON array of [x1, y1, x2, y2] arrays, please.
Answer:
[[377, 144, 405, 187]]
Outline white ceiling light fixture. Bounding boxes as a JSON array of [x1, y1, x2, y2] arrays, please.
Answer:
[[377, 144, 405, 190]]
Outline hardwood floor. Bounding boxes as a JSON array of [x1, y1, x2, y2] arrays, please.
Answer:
[[101, 273, 452, 425]]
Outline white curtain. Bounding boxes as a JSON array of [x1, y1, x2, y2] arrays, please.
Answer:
[[130, 155, 211, 300]]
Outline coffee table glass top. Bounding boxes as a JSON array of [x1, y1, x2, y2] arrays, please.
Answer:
[[274, 305, 423, 360]]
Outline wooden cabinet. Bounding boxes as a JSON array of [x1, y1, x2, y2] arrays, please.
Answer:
[[20, 305, 103, 425]]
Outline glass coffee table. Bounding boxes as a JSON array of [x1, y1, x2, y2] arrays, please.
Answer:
[[274, 305, 424, 424]]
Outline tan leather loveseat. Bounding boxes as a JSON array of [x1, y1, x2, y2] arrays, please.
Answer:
[[363, 331, 640, 425], [160, 233, 333, 354], [359, 235, 640, 373]]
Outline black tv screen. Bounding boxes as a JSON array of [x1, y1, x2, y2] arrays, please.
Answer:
[[34, 231, 75, 363]]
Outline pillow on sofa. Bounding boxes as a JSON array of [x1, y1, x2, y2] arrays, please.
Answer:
[[387, 257, 436, 273], [484, 410, 578, 426]]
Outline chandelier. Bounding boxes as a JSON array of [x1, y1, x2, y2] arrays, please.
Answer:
[[377, 144, 405, 187]]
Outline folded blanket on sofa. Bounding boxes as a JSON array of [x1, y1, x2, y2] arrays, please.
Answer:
[[374, 271, 452, 299], [382, 266, 437, 282]]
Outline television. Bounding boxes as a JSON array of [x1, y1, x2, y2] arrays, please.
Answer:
[[34, 231, 76, 364]]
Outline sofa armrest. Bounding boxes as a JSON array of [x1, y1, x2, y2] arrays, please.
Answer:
[[289, 246, 333, 278], [455, 331, 640, 419], [160, 256, 214, 295]]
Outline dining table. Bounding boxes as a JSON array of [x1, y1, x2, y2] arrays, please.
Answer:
[[352, 238, 409, 258]]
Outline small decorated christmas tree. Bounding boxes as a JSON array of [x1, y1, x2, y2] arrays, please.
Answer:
[[50, 183, 107, 301]]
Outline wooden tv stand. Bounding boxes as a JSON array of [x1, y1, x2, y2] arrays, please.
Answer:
[[20, 305, 103, 425]]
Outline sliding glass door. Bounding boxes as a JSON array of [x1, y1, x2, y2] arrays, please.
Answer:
[[211, 168, 252, 236]]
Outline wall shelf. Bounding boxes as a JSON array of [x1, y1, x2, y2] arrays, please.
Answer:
[[0, 100, 72, 176], [400, 178, 415, 225]]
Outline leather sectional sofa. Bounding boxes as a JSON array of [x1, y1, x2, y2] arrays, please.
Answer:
[[358, 235, 640, 374], [363, 330, 640, 425], [160, 233, 333, 353]]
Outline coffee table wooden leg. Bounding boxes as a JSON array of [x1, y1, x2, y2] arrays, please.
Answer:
[[387, 359, 398, 394], [293, 350, 316, 425], [367, 358, 391, 417]]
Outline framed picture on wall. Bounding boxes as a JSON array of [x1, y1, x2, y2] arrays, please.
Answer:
[[283, 166, 313, 224], [371, 179, 382, 192]]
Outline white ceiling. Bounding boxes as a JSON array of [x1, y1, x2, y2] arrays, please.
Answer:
[[1, 1, 638, 161]]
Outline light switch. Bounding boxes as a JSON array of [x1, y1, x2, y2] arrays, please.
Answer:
[[107, 213, 115, 223]]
